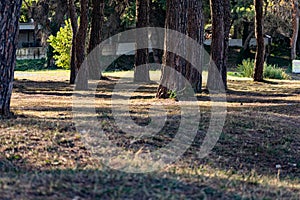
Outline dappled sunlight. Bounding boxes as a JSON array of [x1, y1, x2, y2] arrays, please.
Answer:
[[0, 70, 298, 198]]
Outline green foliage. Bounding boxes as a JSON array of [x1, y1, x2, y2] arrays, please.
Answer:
[[16, 58, 48, 71], [237, 59, 290, 80], [47, 19, 72, 69], [120, 1, 136, 26], [263, 64, 291, 80], [20, 0, 35, 22], [167, 90, 177, 99], [152, 0, 166, 10], [237, 59, 254, 78], [231, 0, 255, 23]]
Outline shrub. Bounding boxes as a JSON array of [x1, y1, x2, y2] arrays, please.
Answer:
[[47, 19, 72, 69], [16, 58, 47, 71], [237, 59, 254, 78], [263, 64, 290, 80], [237, 59, 290, 80]]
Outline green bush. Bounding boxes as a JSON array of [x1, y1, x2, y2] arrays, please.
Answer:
[[16, 58, 48, 71], [237, 59, 290, 80], [47, 19, 72, 69], [263, 64, 290, 80], [237, 59, 254, 78]]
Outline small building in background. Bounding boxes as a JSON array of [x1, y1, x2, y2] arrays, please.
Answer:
[[17, 21, 46, 60]]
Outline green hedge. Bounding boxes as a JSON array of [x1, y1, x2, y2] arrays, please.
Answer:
[[15, 58, 49, 71]]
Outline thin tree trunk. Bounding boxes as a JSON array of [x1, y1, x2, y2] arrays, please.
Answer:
[[223, 0, 231, 89], [0, 0, 22, 118], [253, 0, 265, 82], [237, 31, 254, 64], [134, 0, 150, 82], [68, 0, 78, 84], [75, 0, 89, 90], [242, 21, 251, 45], [233, 24, 239, 39], [291, 0, 299, 60]]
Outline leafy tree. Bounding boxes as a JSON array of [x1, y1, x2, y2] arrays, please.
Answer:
[[0, 0, 22, 118], [20, 0, 36, 22], [231, 0, 254, 41], [47, 20, 72, 69], [119, 0, 136, 26], [20, 0, 69, 68]]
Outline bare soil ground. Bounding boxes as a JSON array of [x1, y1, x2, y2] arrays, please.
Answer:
[[0, 70, 299, 199]]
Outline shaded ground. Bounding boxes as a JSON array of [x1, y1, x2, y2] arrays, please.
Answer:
[[0, 70, 299, 199]]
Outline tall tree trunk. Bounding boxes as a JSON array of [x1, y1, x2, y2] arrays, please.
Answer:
[[75, 0, 89, 90], [291, 0, 299, 60], [149, 0, 165, 64], [88, 0, 104, 53], [68, 0, 78, 84], [156, 0, 204, 98], [253, 0, 265, 82], [207, 0, 230, 90], [88, 0, 105, 80], [157, 0, 188, 98], [0, 0, 22, 118], [242, 21, 251, 45], [134, 0, 150, 82], [223, 0, 231, 88], [186, 0, 204, 93]]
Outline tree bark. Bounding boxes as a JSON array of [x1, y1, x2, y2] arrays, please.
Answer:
[[186, 0, 204, 93], [253, 0, 265, 82], [134, 0, 150, 82], [68, 0, 78, 84], [0, 0, 22, 118], [74, 0, 89, 90], [291, 0, 299, 60], [157, 0, 188, 98], [223, 0, 231, 89], [156, 0, 204, 98], [88, 0, 104, 53], [149, 0, 165, 64], [207, 0, 230, 90], [88, 0, 105, 80]]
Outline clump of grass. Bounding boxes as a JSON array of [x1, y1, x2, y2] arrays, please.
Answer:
[[236, 59, 290, 80], [263, 64, 290, 80], [167, 90, 177, 99], [237, 59, 254, 78]]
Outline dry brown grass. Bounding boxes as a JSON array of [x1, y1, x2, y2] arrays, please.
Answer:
[[0, 70, 299, 199]]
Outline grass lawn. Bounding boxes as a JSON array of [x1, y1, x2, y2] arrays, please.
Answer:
[[0, 70, 299, 199]]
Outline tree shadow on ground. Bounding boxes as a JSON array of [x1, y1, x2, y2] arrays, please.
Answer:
[[0, 159, 298, 200], [3, 76, 299, 199]]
